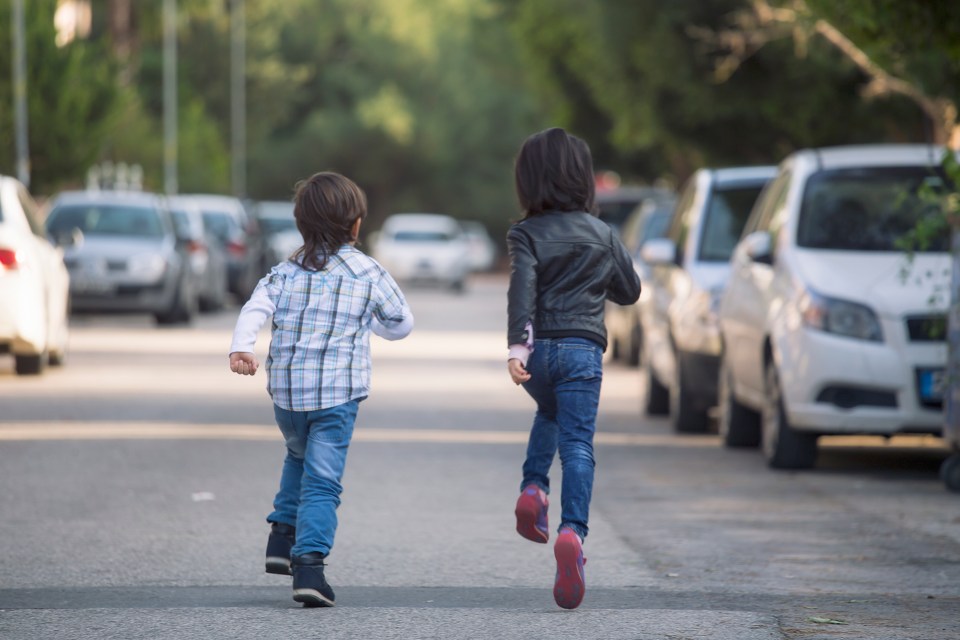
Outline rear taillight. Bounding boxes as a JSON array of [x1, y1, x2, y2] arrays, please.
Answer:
[[0, 248, 19, 269], [226, 240, 247, 257], [187, 240, 207, 255]]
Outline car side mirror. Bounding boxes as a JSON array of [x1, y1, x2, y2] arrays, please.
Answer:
[[640, 238, 677, 266], [742, 231, 773, 265]]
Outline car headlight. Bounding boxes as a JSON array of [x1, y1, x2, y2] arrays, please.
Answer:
[[128, 254, 167, 279], [799, 289, 883, 342]]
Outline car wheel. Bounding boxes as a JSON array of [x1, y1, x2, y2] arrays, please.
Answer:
[[670, 353, 710, 433], [643, 355, 669, 416], [762, 361, 818, 469], [940, 454, 960, 493], [718, 354, 760, 448], [156, 279, 197, 325], [15, 353, 45, 376]]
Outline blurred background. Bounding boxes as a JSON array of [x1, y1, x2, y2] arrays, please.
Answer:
[[2, 0, 957, 243]]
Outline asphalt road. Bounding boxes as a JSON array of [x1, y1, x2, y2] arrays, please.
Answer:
[[0, 275, 958, 640]]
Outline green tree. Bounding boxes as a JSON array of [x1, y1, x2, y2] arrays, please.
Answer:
[[500, 0, 928, 182], [0, 0, 119, 195]]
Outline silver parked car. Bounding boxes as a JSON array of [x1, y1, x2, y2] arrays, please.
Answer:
[[255, 200, 302, 267], [181, 194, 265, 300], [639, 166, 776, 432], [168, 196, 229, 312], [45, 190, 197, 325]]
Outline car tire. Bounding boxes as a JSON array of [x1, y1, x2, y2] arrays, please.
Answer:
[[15, 353, 45, 376], [718, 354, 760, 448], [762, 362, 818, 469], [156, 278, 197, 326], [670, 354, 711, 433], [644, 356, 669, 416], [940, 454, 960, 493], [626, 321, 642, 367]]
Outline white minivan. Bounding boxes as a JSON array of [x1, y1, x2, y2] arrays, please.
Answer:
[[718, 145, 950, 469]]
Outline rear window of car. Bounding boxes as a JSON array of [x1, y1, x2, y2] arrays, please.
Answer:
[[260, 217, 297, 234], [797, 166, 949, 252], [47, 204, 165, 238], [201, 211, 241, 241], [697, 184, 767, 262]]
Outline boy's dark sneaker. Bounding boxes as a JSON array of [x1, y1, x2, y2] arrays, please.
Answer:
[[292, 552, 335, 607], [515, 484, 549, 543], [265, 522, 296, 575], [553, 527, 585, 609]]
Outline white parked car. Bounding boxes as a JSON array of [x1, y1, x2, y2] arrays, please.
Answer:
[[718, 144, 950, 469], [0, 176, 70, 374], [372, 213, 470, 291], [461, 220, 497, 272], [639, 166, 776, 432]]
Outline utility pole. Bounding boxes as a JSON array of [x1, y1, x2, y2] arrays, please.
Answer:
[[163, 0, 178, 195], [230, 0, 246, 198], [12, 0, 30, 187]]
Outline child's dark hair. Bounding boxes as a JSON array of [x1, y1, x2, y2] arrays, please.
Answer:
[[514, 127, 596, 217], [291, 172, 367, 271]]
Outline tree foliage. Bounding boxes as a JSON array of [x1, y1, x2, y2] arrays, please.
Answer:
[[500, 0, 931, 183], [0, 0, 119, 194]]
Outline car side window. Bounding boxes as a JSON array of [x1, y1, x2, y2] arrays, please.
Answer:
[[16, 183, 44, 237], [667, 179, 697, 264], [748, 173, 788, 234]]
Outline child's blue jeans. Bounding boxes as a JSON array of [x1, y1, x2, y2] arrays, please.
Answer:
[[520, 337, 603, 541], [267, 399, 360, 557]]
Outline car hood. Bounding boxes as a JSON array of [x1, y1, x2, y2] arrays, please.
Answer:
[[64, 235, 169, 260], [792, 249, 950, 318]]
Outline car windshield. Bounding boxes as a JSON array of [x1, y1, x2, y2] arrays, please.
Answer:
[[393, 230, 455, 242], [48, 204, 165, 238], [797, 166, 949, 252], [698, 184, 766, 261]]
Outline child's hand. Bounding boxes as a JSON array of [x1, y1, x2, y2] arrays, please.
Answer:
[[230, 352, 259, 376], [508, 359, 531, 385]]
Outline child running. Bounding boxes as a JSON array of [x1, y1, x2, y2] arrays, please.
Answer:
[[506, 128, 641, 609], [229, 172, 413, 607]]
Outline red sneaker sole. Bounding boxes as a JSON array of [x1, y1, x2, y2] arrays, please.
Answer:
[[515, 493, 549, 543], [553, 534, 585, 609]]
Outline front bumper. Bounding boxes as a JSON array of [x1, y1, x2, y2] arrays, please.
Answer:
[[776, 320, 945, 436]]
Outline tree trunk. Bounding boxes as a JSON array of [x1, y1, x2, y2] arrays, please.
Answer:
[[108, 0, 134, 85]]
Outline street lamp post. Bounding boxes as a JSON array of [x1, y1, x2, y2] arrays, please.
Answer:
[[230, 0, 246, 199], [163, 0, 178, 195], [12, 0, 30, 188]]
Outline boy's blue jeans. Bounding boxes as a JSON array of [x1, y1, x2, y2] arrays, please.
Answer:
[[267, 399, 360, 557], [520, 337, 603, 541]]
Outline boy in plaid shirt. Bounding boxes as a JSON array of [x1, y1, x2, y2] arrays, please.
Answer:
[[229, 172, 413, 607]]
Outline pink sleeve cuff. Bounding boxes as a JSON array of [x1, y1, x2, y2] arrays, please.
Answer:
[[508, 344, 531, 367]]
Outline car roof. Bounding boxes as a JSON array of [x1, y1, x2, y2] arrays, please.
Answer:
[[177, 194, 246, 214], [790, 144, 945, 171], [383, 213, 459, 229], [707, 166, 778, 186], [52, 190, 164, 208]]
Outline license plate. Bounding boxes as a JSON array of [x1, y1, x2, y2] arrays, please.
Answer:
[[71, 277, 115, 295], [918, 367, 945, 402]]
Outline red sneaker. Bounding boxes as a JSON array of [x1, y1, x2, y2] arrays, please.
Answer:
[[515, 485, 549, 543], [553, 527, 585, 609]]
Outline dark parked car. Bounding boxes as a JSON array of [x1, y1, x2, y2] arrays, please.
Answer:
[[45, 190, 198, 325], [180, 194, 265, 300]]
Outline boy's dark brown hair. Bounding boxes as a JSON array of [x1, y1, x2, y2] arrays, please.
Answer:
[[291, 172, 368, 271], [514, 127, 596, 218]]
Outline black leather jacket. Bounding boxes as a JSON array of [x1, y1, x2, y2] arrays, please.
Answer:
[[507, 210, 641, 351]]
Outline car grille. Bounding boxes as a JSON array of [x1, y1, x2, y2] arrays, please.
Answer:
[[905, 315, 946, 342]]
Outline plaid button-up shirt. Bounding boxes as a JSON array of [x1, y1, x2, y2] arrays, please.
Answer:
[[230, 246, 412, 411]]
